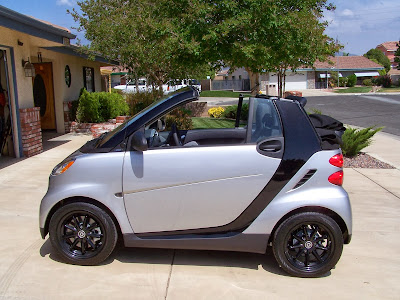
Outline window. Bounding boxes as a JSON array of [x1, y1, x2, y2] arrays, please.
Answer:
[[250, 98, 282, 143], [83, 67, 95, 92]]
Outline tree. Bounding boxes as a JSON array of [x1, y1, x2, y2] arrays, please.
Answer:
[[71, 0, 337, 95], [395, 41, 400, 70], [70, 1, 213, 87], [364, 48, 391, 72]]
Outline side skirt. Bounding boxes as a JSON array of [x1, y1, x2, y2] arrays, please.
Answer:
[[123, 232, 269, 254]]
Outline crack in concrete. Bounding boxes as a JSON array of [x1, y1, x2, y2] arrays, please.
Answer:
[[352, 168, 400, 200], [164, 250, 176, 300]]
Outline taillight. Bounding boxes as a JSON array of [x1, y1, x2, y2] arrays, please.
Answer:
[[329, 154, 343, 168], [328, 170, 343, 186]]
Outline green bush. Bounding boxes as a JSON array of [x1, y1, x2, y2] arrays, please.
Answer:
[[126, 90, 164, 116], [76, 89, 100, 123], [341, 126, 383, 157], [98, 92, 129, 121], [347, 74, 357, 87], [166, 107, 193, 130], [339, 77, 348, 87], [363, 79, 373, 86], [76, 89, 129, 123], [223, 103, 249, 120]]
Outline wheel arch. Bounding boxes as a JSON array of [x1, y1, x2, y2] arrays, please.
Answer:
[[268, 206, 351, 246], [43, 196, 123, 240]]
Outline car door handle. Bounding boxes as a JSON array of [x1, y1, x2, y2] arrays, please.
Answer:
[[259, 141, 282, 152]]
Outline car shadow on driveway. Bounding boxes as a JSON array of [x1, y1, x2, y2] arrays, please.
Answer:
[[40, 239, 301, 277]]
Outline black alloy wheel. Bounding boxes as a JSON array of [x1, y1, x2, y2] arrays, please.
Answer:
[[273, 212, 343, 277], [49, 203, 118, 265]]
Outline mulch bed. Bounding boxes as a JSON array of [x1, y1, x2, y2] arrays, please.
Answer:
[[344, 153, 395, 169]]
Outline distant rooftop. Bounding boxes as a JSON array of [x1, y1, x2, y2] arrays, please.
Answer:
[[312, 56, 384, 71], [377, 41, 398, 51]]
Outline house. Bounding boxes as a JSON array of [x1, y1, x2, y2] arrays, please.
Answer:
[[376, 41, 398, 69], [259, 56, 384, 94], [203, 67, 250, 91], [0, 5, 117, 158], [100, 66, 130, 88]]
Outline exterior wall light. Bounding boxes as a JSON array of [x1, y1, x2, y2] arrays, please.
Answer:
[[22, 58, 35, 77]]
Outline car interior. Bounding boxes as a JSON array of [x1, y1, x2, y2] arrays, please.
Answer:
[[144, 97, 283, 149]]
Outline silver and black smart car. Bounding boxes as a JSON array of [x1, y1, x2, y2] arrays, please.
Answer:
[[39, 87, 352, 277]]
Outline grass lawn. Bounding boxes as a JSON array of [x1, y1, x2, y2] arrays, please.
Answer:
[[200, 90, 252, 98], [334, 87, 372, 93], [377, 86, 400, 92], [192, 117, 238, 129]]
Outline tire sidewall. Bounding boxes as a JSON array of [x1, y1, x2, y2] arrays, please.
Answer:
[[273, 212, 343, 278], [49, 202, 117, 265]]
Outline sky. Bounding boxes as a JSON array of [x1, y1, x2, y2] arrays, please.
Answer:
[[1, 0, 399, 55]]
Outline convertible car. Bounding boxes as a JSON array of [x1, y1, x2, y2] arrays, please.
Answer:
[[39, 87, 352, 277]]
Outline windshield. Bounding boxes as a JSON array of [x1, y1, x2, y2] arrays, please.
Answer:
[[96, 89, 188, 148]]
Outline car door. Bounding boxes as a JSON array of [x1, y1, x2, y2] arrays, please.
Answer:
[[122, 97, 284, 234]]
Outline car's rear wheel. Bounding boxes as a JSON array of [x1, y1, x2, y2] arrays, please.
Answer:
[[272, 212, 343, 277], [49, 202, 117, 265]]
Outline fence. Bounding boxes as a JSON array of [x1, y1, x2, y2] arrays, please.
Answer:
[[211, 79, 250, 91]]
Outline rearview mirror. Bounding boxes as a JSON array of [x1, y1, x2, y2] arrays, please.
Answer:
[[130, 130, 148, 152]]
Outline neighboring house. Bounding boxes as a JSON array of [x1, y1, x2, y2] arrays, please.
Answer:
[[0, 5, 117, 158], [376, 41, 399, 69], [259, 56, 384, 94], [206, 67, 250, 91], [100, 66, 130, 89]]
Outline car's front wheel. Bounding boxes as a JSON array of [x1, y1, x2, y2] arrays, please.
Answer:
[[272, 212, 343, 277], [49, 202, 118, 265]]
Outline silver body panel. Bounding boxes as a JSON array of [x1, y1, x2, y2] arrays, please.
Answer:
[[123, 145, 281, 233], [39, 152, 134, 234], [244, 150, 352, 236]]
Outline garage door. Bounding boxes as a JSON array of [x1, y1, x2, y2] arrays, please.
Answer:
[[269, 72, 307, 90]]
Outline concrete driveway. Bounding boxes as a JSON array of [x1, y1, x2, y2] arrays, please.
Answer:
[[0, 133, 399, 299]]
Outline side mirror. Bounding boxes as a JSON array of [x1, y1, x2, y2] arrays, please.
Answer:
[[130, 129, 148, 152]]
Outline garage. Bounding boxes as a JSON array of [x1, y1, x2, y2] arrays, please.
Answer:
[[269, 71, 308, 90]]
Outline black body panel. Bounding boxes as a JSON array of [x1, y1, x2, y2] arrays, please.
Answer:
[[137, 99, 321, 237], [123, 233, 269, 254]]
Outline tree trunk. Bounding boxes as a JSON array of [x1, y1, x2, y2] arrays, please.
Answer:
[[245, 68, 260, 95]]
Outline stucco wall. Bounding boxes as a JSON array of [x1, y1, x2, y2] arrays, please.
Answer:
[[0, 26, 108, 133]]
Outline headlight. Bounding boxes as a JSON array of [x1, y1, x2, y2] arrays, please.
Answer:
[[51, 159, 75, 176]]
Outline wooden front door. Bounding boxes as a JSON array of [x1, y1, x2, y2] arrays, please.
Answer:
[[33, 63, 56, 129]]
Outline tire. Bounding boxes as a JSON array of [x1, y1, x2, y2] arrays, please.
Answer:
[[272, 212, 343, 278], [49, 202, 118, 265]]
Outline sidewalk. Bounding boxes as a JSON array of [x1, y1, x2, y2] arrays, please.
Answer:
[[0, 132, 399, 299]]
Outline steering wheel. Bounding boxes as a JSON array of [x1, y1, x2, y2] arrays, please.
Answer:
[[167, 123, 182, 146]]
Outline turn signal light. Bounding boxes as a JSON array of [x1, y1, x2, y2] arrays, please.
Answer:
[[328, 170, 343, 186], [329, 154, 344, 168]]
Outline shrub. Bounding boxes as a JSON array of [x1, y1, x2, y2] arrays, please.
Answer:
[[126, 90, 164, 116], [208, 107, 225, 118], [166, 107, 193, 130], [341, 126, 383, 157], [98, 92, 129, 121], [329, 72, 348, 87], [339, 77, 348, 87], [381, 75, 392, 88], [69, 100, 79, 121], [363, 79, 373, 86], [347, 74, 357, 87], [222, 103, 249, 120], [76, 89, 100, 123], [76, 89, 129, 123]]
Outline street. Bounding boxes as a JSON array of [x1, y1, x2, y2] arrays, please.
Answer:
[[306, 94, 400, 136]]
